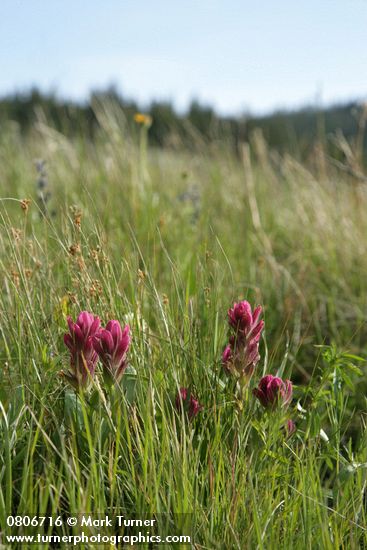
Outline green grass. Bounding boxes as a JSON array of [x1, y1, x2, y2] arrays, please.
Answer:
[[1, 108, 367, 548]]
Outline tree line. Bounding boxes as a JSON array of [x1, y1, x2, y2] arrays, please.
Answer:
[[0, 87, 365, 160]]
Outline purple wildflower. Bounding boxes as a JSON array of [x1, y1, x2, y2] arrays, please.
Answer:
[[253, 375, 293, 409], [93, 320, 131, 385], [286, 419, 296, 437], [63, 311, 101, 389], [222, 300, 264, 380], [175, 387, 203, 420]]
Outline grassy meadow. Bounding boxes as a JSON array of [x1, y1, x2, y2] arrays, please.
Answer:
[[1, 105, 367, 548]]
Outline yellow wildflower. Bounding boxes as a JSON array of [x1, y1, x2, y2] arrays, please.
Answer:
[[133, 113, 152, 126]]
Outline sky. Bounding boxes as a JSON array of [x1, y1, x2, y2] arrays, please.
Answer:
[[0, 0, 366, 115]]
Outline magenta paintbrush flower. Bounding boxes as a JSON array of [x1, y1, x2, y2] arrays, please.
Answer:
[[286, 419, 296, 436], [93, 320, 131, 385], [222, 300, 264, 380], [175, 387, 203, 420], [253, 374, 293, 409], [222, 345, 233, 373], [228, 301, 264, 339], [63, 311, 101, 389]]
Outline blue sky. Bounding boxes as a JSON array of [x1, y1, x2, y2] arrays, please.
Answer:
[[1, 0, 366, 114]]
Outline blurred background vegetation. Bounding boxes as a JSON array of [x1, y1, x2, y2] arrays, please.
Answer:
[[1, 87, 366, 169]]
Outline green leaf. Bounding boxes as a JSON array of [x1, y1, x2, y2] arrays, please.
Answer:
[[339, 370, 355, 391], [345, 362, 363, 376], [121, 374, 138, 404], [64, 391, 84, 431], [343, 354, 365, 363]]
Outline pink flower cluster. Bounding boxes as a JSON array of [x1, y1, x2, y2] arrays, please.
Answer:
[[223, 299, 295, 433], [222, 300, 264, 381], [63, 311, 130, 389], [63, 313, 203, 420], [252, 375, 295, 435], [93, 320, 131, 385], [175, 387, 203, 420], [62, 302, 295, 435], [253, 374, 293, 409]]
